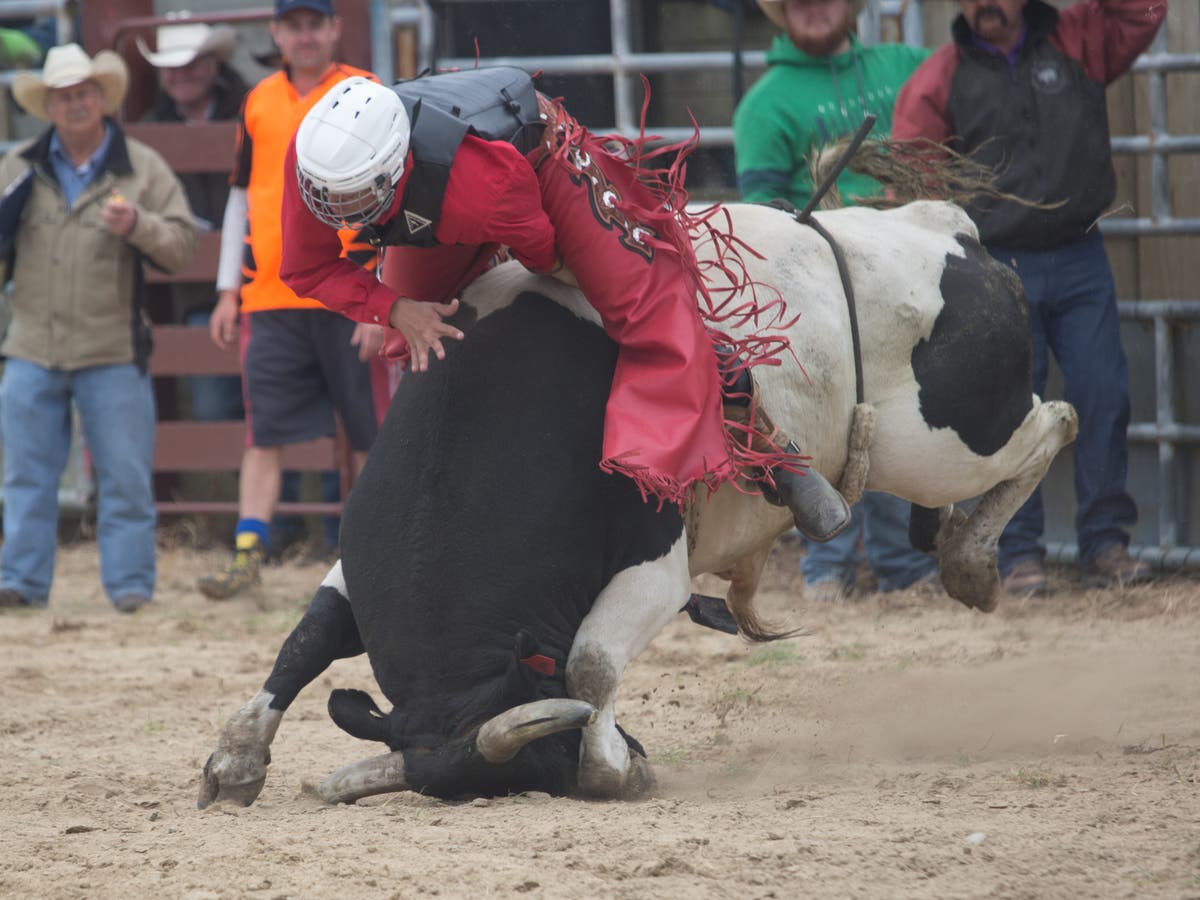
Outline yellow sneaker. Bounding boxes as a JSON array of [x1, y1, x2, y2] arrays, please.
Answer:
[[197, 533, 263, 600]]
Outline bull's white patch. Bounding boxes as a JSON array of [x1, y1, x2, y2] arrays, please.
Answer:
[[319, 559, 347, 595]]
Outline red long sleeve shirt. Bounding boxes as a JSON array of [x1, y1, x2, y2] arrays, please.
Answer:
[[280, 134, 558, 325]]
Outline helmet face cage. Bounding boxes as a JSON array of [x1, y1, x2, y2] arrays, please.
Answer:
[[298, 168, 396, 230]]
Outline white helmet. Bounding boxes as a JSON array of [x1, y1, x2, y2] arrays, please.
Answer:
[[296, 77, 411, 229]]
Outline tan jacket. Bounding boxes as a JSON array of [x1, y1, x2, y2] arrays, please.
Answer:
[[0, 121, 195, 371]]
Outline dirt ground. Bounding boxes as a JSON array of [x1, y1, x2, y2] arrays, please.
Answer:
[[1, 536, 1198, 900]]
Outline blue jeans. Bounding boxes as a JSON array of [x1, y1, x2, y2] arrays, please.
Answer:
[[800, 490, 936, 592], [989, 233, 1137, 573], [182, 307, 243, 421], [0, 359, 157, 606]]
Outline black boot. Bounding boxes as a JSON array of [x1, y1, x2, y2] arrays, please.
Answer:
[[720, 374, 854, 542], [719, 358, 851, 543], [763, 441, 852, 543]]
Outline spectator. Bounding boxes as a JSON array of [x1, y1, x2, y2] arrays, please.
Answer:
[[279, 71, 853, 541], [0, 44, 195, 612], [138, 20, 249, 421], [893, 0, 1166, 594], [733, 0, 936, 601], [138, 18, 339, 558], [197, 0, 382, 600]]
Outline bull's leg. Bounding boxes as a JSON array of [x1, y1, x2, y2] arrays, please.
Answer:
[[198, 562, 364, 808], [567, 530, 691, 799], [936, 400, 1079, 612]]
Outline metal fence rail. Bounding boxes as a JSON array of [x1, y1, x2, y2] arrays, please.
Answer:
[[1089, 22, 1200, 567]]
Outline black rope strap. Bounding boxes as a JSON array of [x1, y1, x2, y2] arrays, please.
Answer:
[[761, 113, 876, 407]]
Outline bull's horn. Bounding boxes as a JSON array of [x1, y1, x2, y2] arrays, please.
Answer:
[[318, 750, 408, 805], [476, 699, 597, 764]]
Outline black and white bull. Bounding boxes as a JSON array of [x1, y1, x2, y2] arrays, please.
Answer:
[[197, 200, 1077, 807]]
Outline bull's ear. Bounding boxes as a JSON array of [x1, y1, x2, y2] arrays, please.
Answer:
[[513, 629, 538, 660], [328, 688, 394, 746]]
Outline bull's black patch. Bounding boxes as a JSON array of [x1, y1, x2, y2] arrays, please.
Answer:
[[336, 288, 681, 798], [912, 235, 1033, 457]]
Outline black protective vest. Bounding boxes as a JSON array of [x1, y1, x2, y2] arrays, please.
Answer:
[[946, 2, 1116, 249], [366, 66, 543, 248]]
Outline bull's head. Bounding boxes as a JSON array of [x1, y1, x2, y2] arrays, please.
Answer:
[[314, 626, 654, 803], [318, 697, 603, 804]]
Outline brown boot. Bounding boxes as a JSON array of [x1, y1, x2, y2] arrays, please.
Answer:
[[725, 400, 851, 543], [1001, 559, 1050, 597], [1083, 544, 1153, 589]]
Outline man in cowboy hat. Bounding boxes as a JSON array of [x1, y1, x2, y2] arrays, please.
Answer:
[[139, 18, 249, 415], [733, 0, 936, 603], [139, 16, 333, 558], [138, 19, 247, 134], [0, 44, 195, 614]]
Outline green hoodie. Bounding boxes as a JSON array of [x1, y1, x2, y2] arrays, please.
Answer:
[[733, 34, 929, 210]]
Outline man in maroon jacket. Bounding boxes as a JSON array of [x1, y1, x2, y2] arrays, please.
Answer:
[[893, 0, 1167, 596]]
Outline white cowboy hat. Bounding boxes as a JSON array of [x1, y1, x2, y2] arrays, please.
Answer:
[[758, 0, 867, 30], [136, 21, 238, 69], [12, 43, 129, 120]]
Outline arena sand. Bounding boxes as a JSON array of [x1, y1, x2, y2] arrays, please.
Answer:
[[1, 537, 1198, 899]]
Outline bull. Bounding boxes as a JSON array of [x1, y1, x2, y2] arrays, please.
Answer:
[[197, 200, 1077, 806]]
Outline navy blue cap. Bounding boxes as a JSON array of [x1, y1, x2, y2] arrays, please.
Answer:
[[274, 0, 334, 19]]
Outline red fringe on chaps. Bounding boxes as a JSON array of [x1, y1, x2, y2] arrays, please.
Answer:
[[377, 84, 806, 510]]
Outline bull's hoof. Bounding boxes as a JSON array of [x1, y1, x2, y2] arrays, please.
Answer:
[[197, 750, 269, 809], [940, 565, 1000, 613], [964, 586, 999, 613], [576, 748, 657, 800]]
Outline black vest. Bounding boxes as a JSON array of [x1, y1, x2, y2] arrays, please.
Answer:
[[946, 2, 1116, 249], [365, 66, 543, 248]]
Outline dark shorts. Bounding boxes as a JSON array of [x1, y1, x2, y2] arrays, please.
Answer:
[[242, 308, 378, 452]]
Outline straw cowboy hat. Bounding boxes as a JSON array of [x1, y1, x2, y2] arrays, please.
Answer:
[[757, 0, 868, 29], [136, 20, 238, 69], [12, 43, 129, 120]]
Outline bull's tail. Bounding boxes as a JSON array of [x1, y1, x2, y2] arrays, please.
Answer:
[[712, 542, 803, 643], [809, 136, 1051, 213], [728, 597, 801, 644]]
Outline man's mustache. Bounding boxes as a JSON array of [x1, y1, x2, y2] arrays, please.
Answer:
[[973, 6, 1010, 26]]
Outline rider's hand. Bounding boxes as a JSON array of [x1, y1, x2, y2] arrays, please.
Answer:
[[351, 322, 386, 362], [387, 297, 464, 373]]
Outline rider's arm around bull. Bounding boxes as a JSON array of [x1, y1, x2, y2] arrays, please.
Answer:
[[278, 71, 849, 538]]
